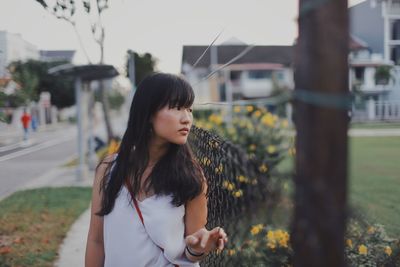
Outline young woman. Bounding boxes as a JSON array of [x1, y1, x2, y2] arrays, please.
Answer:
[[85, 73, 228, 267]]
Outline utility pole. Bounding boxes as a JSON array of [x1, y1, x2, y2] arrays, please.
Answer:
[[292, 0, 349, 266], [128, 51, 136, 92]]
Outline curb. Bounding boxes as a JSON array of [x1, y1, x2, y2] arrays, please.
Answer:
[[55, 208, 91, 267]]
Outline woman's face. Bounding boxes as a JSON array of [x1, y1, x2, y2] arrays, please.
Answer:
[[151, 105, 193, 145]]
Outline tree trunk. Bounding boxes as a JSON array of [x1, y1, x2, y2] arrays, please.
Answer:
[[291, 0, 349, 266], [99, 28, 114, 143], [100, 81, 114, 142]]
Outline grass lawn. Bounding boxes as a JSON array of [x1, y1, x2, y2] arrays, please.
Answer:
[[0, 187, 91, 267], [269, 136, 400, 238], [349, 136, 400, 237], [350, 122, 400, 129]]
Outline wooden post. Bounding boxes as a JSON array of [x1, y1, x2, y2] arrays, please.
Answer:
[[292, 0, 349, 266]]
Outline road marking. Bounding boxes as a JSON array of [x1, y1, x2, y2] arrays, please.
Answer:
[[0, 135, 75, 163]]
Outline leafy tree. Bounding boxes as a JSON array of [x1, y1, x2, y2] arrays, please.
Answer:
[[107, 90, 125, 110], [0, 90, 28, 108], [33, 0, 116, 141], [8, 60, 75, 109], [126, 50, 157, 87]]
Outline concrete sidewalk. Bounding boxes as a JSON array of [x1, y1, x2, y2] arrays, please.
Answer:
[[55, 208, 91, 267]]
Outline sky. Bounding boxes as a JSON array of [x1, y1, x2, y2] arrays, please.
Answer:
[[1, 0, 365, 74]]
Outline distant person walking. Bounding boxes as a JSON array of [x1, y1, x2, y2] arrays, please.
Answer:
[[20, 109, 31, 141]]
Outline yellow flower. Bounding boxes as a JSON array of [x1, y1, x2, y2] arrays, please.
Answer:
[[249, 144, 256, 151], [227, 249, 236, 256], [384, 246, 392, 256], [233, 106, 241, 113], [274, 230, 290, 248], [108, 139, 120, 155], [251, 179, 258, 185], [215, 164, 223, 174], [201, 157, 211, 166], [250, 224, 264, 235], [205, 122, 213, 129], [233, 190, 243, 198], [266, 230, 275, 241], [267, 145, 276, 154], [208, 140, 219, 149], [261, 113, 275, 127], [195, 121, 204, 128], [222, 181, 235, 191], [346, 239, 353, 248], [367, 226, 375, 234], [208, 114, 223, 125], [358, 244, 368, 255], [278, 238, 289, 248], [253, 110, 262, 118], [259, 164, 268, 173], [237, 175, 249, 183], [246, 105, 254, 112], [265, 230, 290, 249], [267, 241, 276, 250]]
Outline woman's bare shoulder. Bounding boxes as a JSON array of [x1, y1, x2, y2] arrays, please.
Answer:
[[95, 153, 116, 178]]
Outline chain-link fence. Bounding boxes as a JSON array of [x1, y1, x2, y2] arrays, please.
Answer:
[[189, 125, 288, 266]]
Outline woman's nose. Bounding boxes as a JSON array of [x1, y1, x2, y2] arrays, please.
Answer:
[[180, 110, 192, 124]]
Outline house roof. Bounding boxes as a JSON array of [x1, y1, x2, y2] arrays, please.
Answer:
[[181, 45, 294, 70], [227, 63, 285, 71], [349, 34, 370, 51]]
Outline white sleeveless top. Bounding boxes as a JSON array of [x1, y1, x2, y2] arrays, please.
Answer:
[[103, 184, 200, 267]]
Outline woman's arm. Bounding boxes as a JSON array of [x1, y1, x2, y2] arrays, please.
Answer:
[[85, 155, 114, 267], [184, 179, 228, 262], [184, 180, 208, 236]]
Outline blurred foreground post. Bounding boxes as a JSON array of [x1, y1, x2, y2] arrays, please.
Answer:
[[49, 64, 119, 180], [292, 0, 349, 266]]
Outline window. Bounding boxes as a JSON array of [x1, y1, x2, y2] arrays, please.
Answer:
[[392, 20, 400, 40], [274, 71, 285, 81], [230, 70, 241, 81], [390, 46, 400, 65], [248, 70, 272, 79], [354, 67, 365, 82]]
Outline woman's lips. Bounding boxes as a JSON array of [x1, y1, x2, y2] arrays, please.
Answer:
[[179, 129, 189, 135]]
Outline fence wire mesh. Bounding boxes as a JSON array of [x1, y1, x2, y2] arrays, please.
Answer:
[[188, 125, 287, 266]]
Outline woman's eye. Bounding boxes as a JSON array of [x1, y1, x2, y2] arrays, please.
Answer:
[[188, 108, 193, 113]]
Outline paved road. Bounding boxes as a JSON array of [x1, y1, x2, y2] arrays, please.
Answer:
[[0, 112, 129, 200], [0, 126, 77, 200]]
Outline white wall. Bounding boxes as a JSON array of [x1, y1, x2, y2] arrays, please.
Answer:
[[0, 31, 39, 78]]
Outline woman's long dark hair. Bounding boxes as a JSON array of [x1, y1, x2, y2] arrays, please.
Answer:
[[97, 72, 204, 216]]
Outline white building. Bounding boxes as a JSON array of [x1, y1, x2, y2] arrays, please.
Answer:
[[181, 43, 294, 105], [349, 0, 400, 120], [350, 0, 400, 99], [0, 31, 39, 78]]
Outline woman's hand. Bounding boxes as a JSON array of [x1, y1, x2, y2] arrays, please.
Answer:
[[185, 227, 228, 255]]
